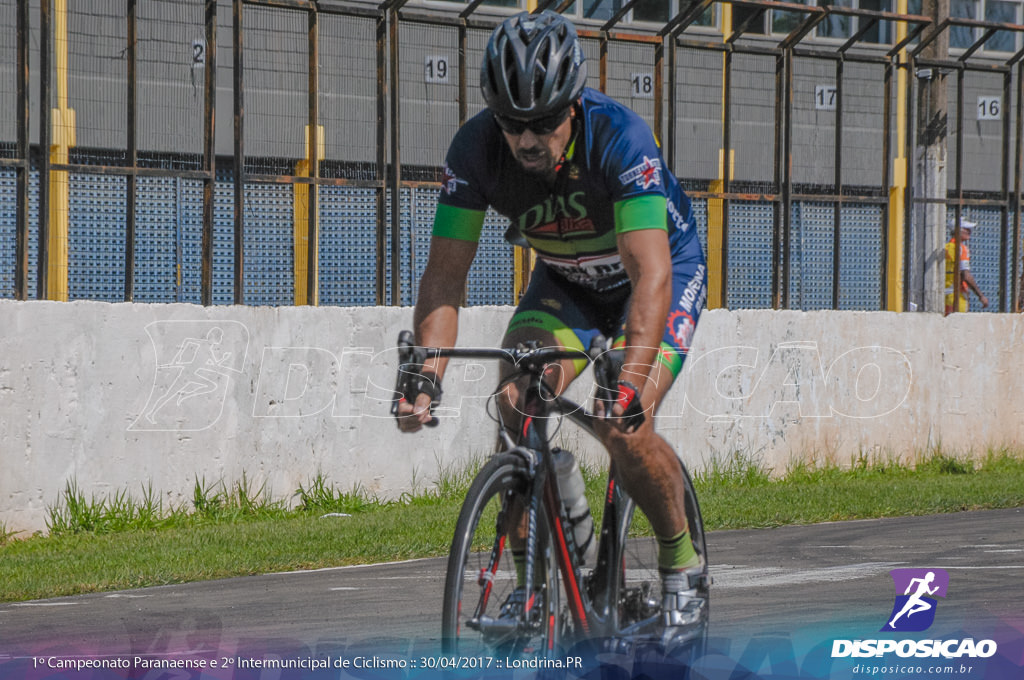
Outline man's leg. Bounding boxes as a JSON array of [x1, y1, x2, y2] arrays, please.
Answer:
[[494, 324, 586, 590], [593, 353, 698, 572]]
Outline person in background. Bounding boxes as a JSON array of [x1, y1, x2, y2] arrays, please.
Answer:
[[944, 218, 989, 315]]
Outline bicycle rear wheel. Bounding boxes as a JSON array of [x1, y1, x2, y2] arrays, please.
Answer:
[[612, 458, 709, 641], [441, 452, 565, 657]]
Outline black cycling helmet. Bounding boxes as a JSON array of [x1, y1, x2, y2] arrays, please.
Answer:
[[480, 10, 587, 120]]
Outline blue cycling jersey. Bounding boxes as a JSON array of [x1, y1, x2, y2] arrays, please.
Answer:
[[436, 87, 704, 292]]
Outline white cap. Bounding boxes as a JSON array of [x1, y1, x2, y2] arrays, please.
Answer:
[[948, 217, 976, 232]]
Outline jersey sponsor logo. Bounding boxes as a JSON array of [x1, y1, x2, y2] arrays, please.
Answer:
[[618, 156, 662, 190], [677, 264, 706, 314], [539, 252, 624, 287], [517, 192, 595, 238], [667, 197, 691, 233], [666, 309, 696, 352], [528, 217, 596, 238], [441, 164, 467, 196]]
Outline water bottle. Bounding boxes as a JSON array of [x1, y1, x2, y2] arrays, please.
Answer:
[[552, 448, 596, 563]]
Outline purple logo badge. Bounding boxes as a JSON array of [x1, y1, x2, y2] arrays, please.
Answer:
[[882, 568, 949, 632]]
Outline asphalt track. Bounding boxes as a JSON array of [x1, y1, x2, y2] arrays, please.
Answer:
[[1, 508, 1022, 678]]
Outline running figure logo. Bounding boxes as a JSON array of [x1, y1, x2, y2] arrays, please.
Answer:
[[882, 568, 950, 632], [130, 320, 249, 432]]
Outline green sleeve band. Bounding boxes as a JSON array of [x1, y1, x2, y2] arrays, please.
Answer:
[[432, 203, 486, 242], [614, 195, 668, 234]]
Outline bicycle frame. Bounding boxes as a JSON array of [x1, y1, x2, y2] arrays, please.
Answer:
[[399, 338, 645, 640]]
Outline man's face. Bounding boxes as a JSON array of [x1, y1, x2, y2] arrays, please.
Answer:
[[961, 227, 972, 242], [499, 109, 575, 179]]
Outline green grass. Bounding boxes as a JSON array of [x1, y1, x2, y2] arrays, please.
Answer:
[[697, 447, 1024, 529], [1, 447, 1023, 603]]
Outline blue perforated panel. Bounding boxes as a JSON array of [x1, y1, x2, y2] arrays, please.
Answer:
[[790, 201, 835, 311], [243, 183, 294, 306], [0, 169, 40, 299], [68, 173, 127, 302], [725, 201, 775, 309], [319, 186, 378, 306], [1, 169, 942, 311], [134, 175, 179, 302], [838, 204, 883, 311]]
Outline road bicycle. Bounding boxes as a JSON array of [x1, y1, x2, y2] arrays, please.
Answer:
[[392, 330, 710, 658]]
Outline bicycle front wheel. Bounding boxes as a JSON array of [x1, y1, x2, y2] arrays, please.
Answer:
[[441, 452, 564, 657]]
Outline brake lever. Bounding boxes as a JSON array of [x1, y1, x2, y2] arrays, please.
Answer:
[[393, 331, 440, 427]]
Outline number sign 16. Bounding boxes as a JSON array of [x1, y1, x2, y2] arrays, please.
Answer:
[[978, 96, 1001, 121]]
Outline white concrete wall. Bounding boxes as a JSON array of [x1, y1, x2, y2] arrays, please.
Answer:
[[1, 299, 1021, 535]]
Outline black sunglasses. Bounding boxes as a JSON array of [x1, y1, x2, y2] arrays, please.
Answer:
[[492, 107, 571, 136]]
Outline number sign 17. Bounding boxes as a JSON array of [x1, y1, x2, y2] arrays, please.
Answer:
[[815, 85, 837, 111]]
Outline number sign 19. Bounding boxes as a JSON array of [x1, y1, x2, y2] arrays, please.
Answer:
[[425, 56, 450, 84]]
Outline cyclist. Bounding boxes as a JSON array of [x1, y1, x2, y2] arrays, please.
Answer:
[[396, 10, 707, 638]]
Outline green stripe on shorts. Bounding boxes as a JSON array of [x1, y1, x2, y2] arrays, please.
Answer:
[[508, 310, 589, 374], [612, 335, 685, 378]]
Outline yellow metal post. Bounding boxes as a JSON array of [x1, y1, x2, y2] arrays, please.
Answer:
[[887, 0, 909, 311], [513, 247, 536, 304], [294, 124, 324, 305], [48, 0, 74, 301], [707, 3, 732, 309]]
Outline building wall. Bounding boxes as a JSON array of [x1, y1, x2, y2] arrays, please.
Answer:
[[0, 1, 1012, 190]]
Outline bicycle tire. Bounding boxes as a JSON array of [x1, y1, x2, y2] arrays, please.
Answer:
[[441, 452, 565, 657], [610, 458, 709, 642]]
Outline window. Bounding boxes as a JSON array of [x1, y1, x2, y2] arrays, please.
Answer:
[[818, 0, 854, 38], [732, 4, 768, 35], [985, 0, 1019, 52], [431, 0, 520, 6], [859, 0, 894, 44], [951, 0, 979, 48], [580, 0, 623, 21], [950, 0, 1021, 53], [632, 0, 670, 23]]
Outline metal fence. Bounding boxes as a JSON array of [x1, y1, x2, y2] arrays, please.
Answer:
[[2, 0, 1023, 311]]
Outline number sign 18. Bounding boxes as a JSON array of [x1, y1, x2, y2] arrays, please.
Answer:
[[631, 73, 654, 98]]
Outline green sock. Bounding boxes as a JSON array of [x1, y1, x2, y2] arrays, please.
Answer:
[[512, 549, 526, 587], [657, 528, 700, 573]]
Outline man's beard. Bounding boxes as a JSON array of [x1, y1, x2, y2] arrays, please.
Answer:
[[514, 147, 557, 180]]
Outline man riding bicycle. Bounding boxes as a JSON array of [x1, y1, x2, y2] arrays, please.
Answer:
[[395, 10, 708, 639]]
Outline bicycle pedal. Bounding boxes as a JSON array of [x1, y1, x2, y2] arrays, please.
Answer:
[[470, 614, 519, 633], [601, 637, 634, 655], [689, 570, 712, 590]]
